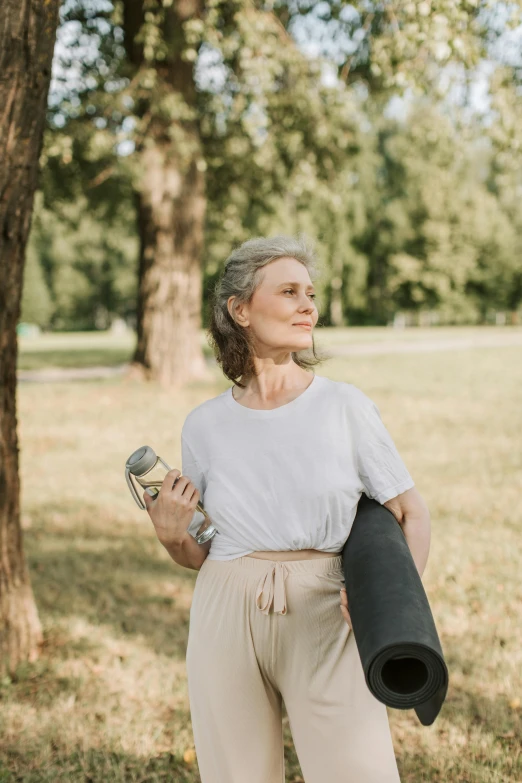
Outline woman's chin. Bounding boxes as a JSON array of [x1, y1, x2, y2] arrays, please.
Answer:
[[290, 338, 312, 351]]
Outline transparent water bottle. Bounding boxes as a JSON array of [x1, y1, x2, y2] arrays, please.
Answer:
[[125, 445, 218, 545]]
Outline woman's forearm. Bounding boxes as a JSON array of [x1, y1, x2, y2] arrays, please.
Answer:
[[162, 532, 211, 571], [402, 513, 431, 579]]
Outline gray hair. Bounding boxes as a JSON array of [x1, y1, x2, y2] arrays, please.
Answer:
[[206, 233, 332, 387]]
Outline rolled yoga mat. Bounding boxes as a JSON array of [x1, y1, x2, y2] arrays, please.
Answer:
[[341, 492, 449, 726]]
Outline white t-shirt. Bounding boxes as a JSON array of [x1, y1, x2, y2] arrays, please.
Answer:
[[181, 373, 415, 561]]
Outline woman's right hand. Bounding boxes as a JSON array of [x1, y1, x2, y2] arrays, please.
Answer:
[[143, 468, 200, 547]]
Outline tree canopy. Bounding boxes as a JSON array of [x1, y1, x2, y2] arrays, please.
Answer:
[[23, 0, 522, 330]]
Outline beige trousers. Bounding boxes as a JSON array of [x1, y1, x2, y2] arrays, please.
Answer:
[[186, 554, 401, 783]]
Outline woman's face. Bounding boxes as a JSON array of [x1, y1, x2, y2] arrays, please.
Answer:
[[229, 256, 319, 355]]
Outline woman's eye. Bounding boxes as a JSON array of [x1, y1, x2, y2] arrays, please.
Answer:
[[284, 289, 316, 299]]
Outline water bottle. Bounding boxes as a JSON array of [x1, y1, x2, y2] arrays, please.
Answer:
[[125, 445, 218, 545]]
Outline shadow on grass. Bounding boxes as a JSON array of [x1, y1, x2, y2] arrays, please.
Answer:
[[0, 746, 198, 782], [25, 528, 197, 662], [0, 511, 204, 779], [11, 506, 521, 782], [441, 643, 522, 738], [0, 739, 313, 783]]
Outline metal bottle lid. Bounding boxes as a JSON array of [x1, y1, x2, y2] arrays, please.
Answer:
[[126, 445, 157, 477]]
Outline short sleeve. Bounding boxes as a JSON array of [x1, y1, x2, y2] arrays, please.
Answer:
[[181, 433, 207, 537], [350, 387, 415, 504]]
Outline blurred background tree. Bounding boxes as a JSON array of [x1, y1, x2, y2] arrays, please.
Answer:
[[22, 0, 522, 379]]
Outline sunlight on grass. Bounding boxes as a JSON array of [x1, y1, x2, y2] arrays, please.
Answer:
[[1, 335, 521, 781], [17, 325, 522, 371]]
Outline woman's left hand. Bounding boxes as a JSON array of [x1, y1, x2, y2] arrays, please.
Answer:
[[340, 588, 352, 629]]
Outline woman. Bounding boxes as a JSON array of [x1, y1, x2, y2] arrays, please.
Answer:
[[144, 234, 429, 783]]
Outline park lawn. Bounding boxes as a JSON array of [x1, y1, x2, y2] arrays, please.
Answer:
[[16, 332, 136, 371], [16, 325, 522, 371], [1, 340, 521, 781]]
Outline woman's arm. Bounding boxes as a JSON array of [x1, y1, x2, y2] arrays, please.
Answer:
[[162, 532, 212, 571], [383, 487, 431, 579]]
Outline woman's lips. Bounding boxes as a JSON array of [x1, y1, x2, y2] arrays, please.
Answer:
[[294, 324, 312, 330]]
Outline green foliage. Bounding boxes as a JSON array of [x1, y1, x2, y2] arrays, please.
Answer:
[[20, 241, 54, 329], [24, 192, 138, 331], [367, 104, 518, 322], [34, 0, 522, 330]]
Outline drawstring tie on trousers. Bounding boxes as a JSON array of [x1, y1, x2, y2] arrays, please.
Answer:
[[255, 561, 289, 615]]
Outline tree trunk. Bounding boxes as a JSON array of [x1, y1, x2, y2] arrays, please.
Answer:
[[0, 0, 61, 676], [129, 136, 211, 389], [123, 0, 212, 391]]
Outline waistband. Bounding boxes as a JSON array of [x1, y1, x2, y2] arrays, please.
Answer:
[[202, 554, 343, 617]]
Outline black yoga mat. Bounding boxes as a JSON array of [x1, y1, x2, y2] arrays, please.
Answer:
[[341, 492, 449, 726]]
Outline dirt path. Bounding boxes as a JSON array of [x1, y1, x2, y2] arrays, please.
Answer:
[[17, 331, 522, 382]]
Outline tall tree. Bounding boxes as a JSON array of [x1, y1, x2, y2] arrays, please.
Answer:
[[121, 0, 211, 388], [49, 0, 501, 386], [0, 0, 62, 676]]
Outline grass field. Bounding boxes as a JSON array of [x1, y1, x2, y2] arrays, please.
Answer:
[[16, 325, 522, 371], [2, 328, 521, 781]]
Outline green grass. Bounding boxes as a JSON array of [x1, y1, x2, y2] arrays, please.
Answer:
[[2, 330, 522, 781], [17, 325, 522, 371], [17, 332, 136, 371]]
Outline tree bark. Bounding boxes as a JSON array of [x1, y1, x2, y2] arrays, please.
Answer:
[[123, 0, 212, 390], [0, 0, 61, 676], [129, 133, 210, 389]]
